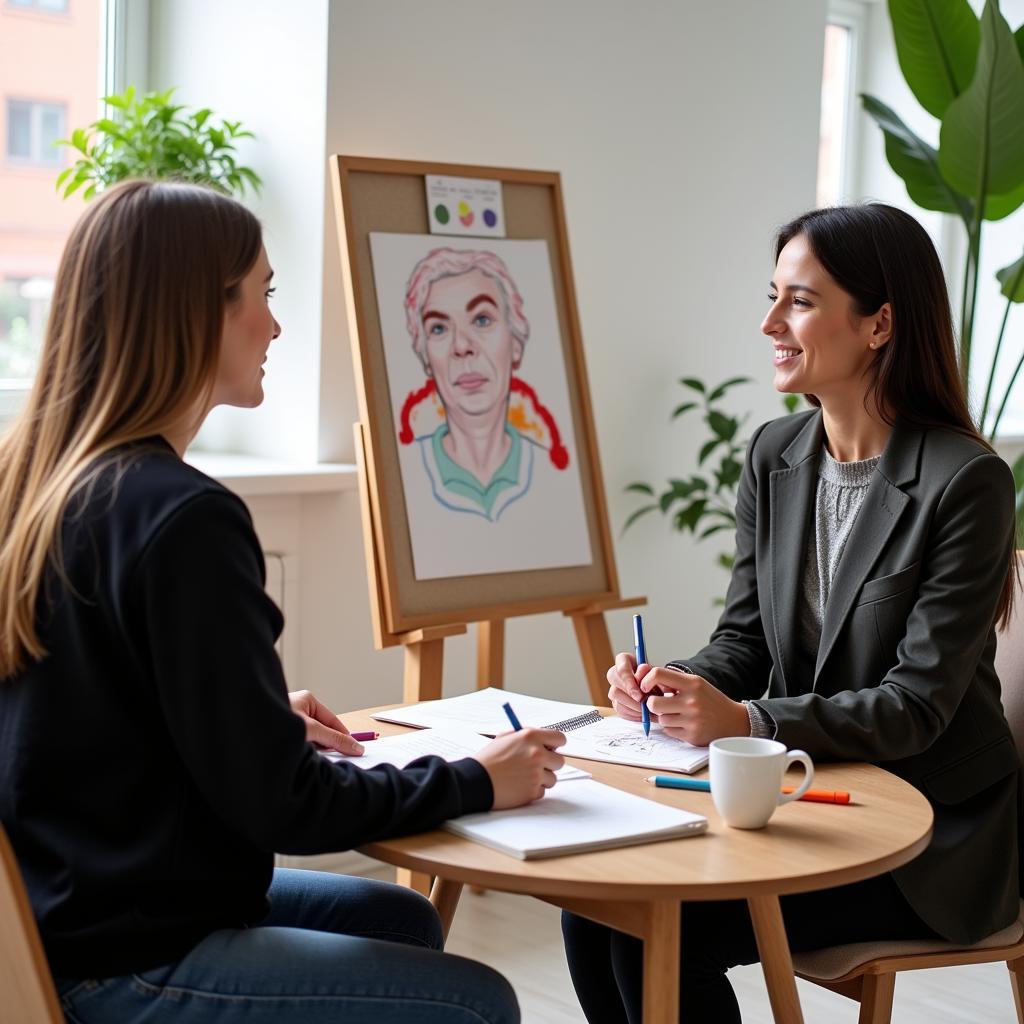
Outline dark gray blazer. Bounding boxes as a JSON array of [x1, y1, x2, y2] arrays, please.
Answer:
[[675, 409, 1020, 944]]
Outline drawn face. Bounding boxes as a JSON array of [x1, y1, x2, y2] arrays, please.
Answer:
[[421, 269, 524, 424], [761, 233, 888, 403], [214, 246, 280, 408]]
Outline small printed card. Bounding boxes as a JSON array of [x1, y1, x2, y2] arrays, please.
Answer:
[[425, 174, 506, 237]]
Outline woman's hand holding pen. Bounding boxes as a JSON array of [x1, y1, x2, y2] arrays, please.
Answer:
[[607, 652, 657, 720], [607, 653, 751, 746], [474, 728, 566, 809], [288, 690, 366, 756]]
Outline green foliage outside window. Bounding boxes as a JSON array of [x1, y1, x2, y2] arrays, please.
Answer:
[[56, 87, 261, 200]]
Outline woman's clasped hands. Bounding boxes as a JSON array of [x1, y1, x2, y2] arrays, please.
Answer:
[[607, 652, 750, 747]]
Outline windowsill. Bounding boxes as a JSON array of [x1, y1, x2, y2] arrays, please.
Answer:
[[185, 451, 357, 498]]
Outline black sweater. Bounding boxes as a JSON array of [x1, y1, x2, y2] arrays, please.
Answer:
[[0, 439, 492, 978]]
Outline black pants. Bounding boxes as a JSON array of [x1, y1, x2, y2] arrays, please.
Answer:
[[561, 872, 938, 1024]]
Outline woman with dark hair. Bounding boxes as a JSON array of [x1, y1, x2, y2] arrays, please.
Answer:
[[562, 203, 1021, 1023], [0, 179, 567, 1023]]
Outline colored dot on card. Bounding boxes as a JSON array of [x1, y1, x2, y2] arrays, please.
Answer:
[[483, 209, 497, 228], [458, 200, 474, 227], [434, 204, 450, 225]]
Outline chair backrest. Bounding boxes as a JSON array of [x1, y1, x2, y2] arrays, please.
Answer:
[[995, 555, 1024, 763], [0, 824, 63, 1023]]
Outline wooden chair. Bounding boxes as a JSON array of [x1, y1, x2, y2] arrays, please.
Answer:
[[0, 823, 63, 1023], [792, 567, 1024, 1024]]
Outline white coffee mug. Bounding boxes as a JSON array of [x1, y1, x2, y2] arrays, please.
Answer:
[[709, 737, 814, 829]]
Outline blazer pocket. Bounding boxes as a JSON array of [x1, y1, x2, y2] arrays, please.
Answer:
[[856, 561, 920, 606], [922, 735, 1020, 805]]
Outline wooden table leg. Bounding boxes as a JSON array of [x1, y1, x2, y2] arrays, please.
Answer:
[[642, 899, 680, 1024], [748, 894, 804, 1024], [429, 877, 464, 942], [396, 867, 432, 897]]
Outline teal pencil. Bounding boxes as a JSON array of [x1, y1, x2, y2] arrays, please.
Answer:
[[645, 775, 850, 804], [646, 776, 710, 792]]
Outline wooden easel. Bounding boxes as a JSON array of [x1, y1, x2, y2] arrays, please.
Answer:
[[333, 156, 645, 897]]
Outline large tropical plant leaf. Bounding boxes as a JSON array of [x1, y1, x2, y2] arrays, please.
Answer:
[[996, 249, 1024, 301], [939, 0, 1024, 199], [889, 0, 980, 118], [861, 95, 971, 222], [983, 177, 1024, 220]]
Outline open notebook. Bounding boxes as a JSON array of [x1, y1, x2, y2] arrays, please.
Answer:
[[372, 687, 709, 774], [320, 727, 591, 781], [443, 778, 707, 859]]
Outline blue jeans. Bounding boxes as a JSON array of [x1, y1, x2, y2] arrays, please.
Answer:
[[56, 868, 519, 1023]]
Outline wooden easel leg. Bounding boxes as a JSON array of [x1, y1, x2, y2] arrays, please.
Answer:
[[477, 619, 505, 689], [748, 894, 805, 1024], [404, 638, 445, 703], [399, 638, 444, 895], [569, 611, 614, 707], [471, 621, 505, 896]]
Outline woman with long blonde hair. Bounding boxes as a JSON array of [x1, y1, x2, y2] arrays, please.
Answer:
[[0, 179, 564, 1023]]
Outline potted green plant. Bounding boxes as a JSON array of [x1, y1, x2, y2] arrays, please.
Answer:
[[860, 0, 1024, 530], [623, 376, 799, 601], [56, 86, 261, 200]]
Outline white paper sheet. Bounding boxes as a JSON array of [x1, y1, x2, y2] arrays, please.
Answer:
[[558, 718, 709, 774], [371, 687, 601, 735], [369, 233, 593, 580], [320, 726, 590, 781]]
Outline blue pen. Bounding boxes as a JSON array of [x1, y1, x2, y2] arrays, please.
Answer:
[[502, 702, 523, 731], [633, 614, 650, 737]]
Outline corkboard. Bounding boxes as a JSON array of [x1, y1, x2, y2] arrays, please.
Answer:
[[330, 156, 619, 641]]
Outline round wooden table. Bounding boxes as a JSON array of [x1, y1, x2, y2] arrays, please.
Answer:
[[345, 707, 934, 1024]]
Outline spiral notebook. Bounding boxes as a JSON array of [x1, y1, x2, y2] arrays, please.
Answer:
[[372, 687, 709, 774]]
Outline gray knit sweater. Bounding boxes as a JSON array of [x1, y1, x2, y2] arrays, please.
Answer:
[[747, 445, 880, 737]]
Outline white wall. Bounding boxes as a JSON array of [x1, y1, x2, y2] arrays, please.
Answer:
[[152, 0, 829, 713], [148, 0, 330, 463]]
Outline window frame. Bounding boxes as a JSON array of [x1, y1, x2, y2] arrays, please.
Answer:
[[5, 0, 70, 15], [0, 0, 149, 416], [821, 0, 869, 206]]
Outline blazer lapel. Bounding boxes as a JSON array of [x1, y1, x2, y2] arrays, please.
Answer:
[[769, 413, 823, 695], [813, 423, 923, 686]]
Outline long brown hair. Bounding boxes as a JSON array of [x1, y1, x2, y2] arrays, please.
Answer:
[[776, 203, 1016, 626], [0, 179, 261, 678]]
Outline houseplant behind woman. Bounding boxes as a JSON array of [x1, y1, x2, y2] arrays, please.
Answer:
[[564, 203, 1021, 1024]]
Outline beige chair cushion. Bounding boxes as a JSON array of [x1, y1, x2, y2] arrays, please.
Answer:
[[793, 904, 1024, 981]]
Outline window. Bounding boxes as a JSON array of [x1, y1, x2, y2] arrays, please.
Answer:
[[6, 100, 66, 164], [0, 0, 104, 397], [816, 2, 865, 208], [7, 0, 70, 12]]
